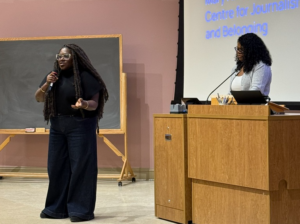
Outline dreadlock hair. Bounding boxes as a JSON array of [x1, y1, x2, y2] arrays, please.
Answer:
[[43, 44, 109, 131], [235, 33, 272, 73]]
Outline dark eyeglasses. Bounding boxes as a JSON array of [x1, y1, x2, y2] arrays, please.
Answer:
[[234, 47, 244, 54], [56, 54, 71, 60]]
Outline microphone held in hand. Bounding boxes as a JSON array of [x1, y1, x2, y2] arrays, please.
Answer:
[[49, 70, 58, 91], [205, 68, 239, 104]]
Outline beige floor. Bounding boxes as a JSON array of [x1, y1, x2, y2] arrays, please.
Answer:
[[0, 178, 174, 224]]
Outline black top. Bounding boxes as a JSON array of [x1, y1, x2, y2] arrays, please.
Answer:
[[39, 69, 102, 117]]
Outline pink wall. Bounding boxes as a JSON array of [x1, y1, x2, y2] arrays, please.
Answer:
[[0, 0, 179, 169]]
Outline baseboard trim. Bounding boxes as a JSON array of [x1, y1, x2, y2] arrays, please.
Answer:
[[0, 166, 154, 180]]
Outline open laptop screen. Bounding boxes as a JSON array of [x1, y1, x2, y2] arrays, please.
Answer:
[[231, 90, 267, 105]]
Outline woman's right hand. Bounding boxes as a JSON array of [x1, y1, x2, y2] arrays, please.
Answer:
[[46, 71, 58, 84]]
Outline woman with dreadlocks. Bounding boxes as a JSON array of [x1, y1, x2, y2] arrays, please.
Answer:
[[229, 33, 272, 96], [35, 44, 108, 222]]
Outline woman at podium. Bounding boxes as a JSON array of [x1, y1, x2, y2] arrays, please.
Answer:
[[230, 33, 272, 96]]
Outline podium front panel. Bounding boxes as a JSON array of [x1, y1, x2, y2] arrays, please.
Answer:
[[188, 117, 269, 190]]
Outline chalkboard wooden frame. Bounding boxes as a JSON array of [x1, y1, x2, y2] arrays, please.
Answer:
[[0, 35, 126, 135]]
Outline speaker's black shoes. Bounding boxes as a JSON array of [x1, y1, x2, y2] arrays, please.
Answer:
[[70, 216, 87, 222], [40, 212, 55, 219]]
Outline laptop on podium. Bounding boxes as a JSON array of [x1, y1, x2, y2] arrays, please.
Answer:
[[231, 90, 268, 105]]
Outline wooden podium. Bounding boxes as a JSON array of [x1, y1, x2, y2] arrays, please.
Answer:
[[188, 105, 300, 224], [154, 114, 192, 224]]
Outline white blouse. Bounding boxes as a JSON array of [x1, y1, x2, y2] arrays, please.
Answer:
[[231, 75, 243, 91]]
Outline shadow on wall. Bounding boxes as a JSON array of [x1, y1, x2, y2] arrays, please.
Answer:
[[125, 63, 163, 169], [96, 62, 149, 169], [83, 62, 164, 170], [125, 63, 149, 168]]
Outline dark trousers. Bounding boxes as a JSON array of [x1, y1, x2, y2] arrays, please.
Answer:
[[42, 116, 98, 220]]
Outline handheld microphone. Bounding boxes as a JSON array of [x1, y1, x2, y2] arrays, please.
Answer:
[[49, 70, 58, 91], [205, 68, 239, 104]]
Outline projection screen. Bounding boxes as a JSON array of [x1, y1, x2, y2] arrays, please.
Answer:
[[184, 0, 300, 101]]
